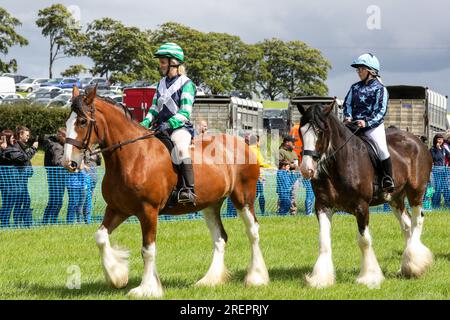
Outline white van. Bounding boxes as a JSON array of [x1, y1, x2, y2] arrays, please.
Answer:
[[0, 76, 16, 95]]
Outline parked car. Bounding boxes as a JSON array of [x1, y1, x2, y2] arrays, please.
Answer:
[[27, 86, 62, 99], [16, 78, 49, 92], [196, 87, 206, 96], [2, 73, 28, 84], [47, 93, 72, 108], [31, 91, 62, 105], [0, 94, 24, 105], [58, 78, 82, 89], [40, 78, 64, 87], [109, 85, 123, 94], [0, 76, 16, 95], [230, 90, 252, 99]]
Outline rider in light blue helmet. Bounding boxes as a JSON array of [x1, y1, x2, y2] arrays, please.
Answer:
[[343, 53, 394, 193]]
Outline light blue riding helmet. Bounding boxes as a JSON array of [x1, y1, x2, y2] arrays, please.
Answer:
[[351, 53, 380, 73]]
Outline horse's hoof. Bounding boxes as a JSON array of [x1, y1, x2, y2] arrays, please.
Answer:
[[356, 273, 384, 289], [401, 242, 433, 278], [244, 270, 270, 287], [195, 269, 230, 287], [127, 285, 164, 299], [305, 273, 335, 288]]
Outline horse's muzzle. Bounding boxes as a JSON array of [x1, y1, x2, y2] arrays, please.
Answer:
[[64, 160, 79, 173]]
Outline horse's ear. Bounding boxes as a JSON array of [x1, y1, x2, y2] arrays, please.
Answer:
[[72, 86, 79, 98], [322, 99, 336, 116], [85, 84, 97, 105], [297, 104, 306, 115]]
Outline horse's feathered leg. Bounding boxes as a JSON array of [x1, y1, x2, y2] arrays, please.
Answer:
[[236, 204, 269, 287], [355, 204, 384, 289], [401, 206, 433, 277], [196, 201, 230, 287], [94, 207, 129, 289], [305, 208, 335, 288], [128, 204, 163, 299], [389, 198, 411, 246]]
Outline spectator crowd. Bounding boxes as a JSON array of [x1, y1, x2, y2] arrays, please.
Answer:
[[0, 126, 101, 227]]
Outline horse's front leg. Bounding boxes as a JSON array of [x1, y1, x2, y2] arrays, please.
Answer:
[[355, 204, 384, 289], [305, 207, 335, 288], [128, 204, 163, 299], [94, 206, 130, 289]]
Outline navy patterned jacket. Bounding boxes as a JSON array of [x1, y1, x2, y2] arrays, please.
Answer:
[[343, 78, 389, 130]]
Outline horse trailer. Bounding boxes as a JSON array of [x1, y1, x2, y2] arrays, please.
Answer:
[[191, 96, 264, 134], [384, 85, 448, 143], [288, 96, 344, 129]]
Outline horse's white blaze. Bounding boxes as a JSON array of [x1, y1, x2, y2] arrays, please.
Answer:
[[356, 228, 384, 289], [196, 207, 229, 286], [128, 243, 164, 299], [306, 210, 335, 288], [64, 112, 81, 165], [401, 206, 433, 277], [237, 205, 269, 286], [94, 227, 129, 289], [390, 205, 411, 245], [300, 123, 317, 178]]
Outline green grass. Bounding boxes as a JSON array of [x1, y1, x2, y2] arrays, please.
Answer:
[[0, 212, 449, 300], [31, 150, 44, 166]]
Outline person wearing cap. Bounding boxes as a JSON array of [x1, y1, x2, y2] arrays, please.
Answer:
[[139, 42, 197, 205], [279, 135, 298, 169], [343, 53, 394, 193]]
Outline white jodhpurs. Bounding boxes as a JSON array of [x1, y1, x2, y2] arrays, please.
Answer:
[[170, 128, 192, 163], [364, 123, 390, 161]]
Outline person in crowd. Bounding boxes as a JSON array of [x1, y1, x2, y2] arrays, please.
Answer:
[[195, 120, 208, 137], [248, 134, 274, 216], [276, 160, 300, 215], [279, 135, 302, 214], [66, 169, 86, 224], [0, 130, 20, 227], [42, 128, 67, 225], [0, 128, 37, 227], [80, 151, 102, 224], [430, 133, 450, 209]]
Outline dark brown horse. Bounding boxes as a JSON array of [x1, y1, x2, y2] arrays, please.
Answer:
[[298, 103, 433, 289], [63, 86, 269, 298]]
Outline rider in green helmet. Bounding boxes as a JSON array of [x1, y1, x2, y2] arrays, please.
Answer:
[[140, 43, 197, 205]]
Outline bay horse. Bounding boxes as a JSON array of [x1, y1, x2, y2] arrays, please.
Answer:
[[298, 102, 433, 289], [63, 86, 269, 298]]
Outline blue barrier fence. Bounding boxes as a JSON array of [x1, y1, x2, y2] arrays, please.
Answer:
[[0, 165, 440, 229]]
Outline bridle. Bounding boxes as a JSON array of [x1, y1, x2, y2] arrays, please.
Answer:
[[65, 95, 158, 164], [301, 106, 360, 165]]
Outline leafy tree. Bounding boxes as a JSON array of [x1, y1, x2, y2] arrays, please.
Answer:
[[83, 18, 159, 83], [255, 38, 331, 100], [61, 64, 87, 77], [36, 4, 83, 78], [0, 7, 28, 73]]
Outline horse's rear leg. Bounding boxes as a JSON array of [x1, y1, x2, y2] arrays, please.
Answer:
[[305, 207, 335, 288], [128, 204, 163, 299], [196, 201, 230, 286], [355, 204, 384, 289], [401, 190, 433, 277], [95, 206, 130, 289]]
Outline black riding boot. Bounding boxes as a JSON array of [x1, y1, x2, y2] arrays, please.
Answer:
[[381, 157, 395, 193], [178, 158, 196, 205]]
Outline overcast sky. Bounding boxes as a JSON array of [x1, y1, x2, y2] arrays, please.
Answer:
[[2, 0, 450, 100]]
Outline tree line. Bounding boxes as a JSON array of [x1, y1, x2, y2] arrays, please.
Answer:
[[1, 4, 331, 100]]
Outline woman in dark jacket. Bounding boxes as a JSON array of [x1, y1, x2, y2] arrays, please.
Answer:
[[430, 133, 450, 208], [0, 130, 22, 227]]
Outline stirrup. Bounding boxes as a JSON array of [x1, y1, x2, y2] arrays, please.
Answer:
[[381, 176, 395, 193], [177, 187, 197, 205]]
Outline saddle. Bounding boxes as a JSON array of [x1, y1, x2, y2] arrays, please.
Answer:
[[345, 123, 385, 199], [154, 132, 193, 208]]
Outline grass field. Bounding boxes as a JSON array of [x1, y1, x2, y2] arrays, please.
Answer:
[[0, 212, 449, 300]]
